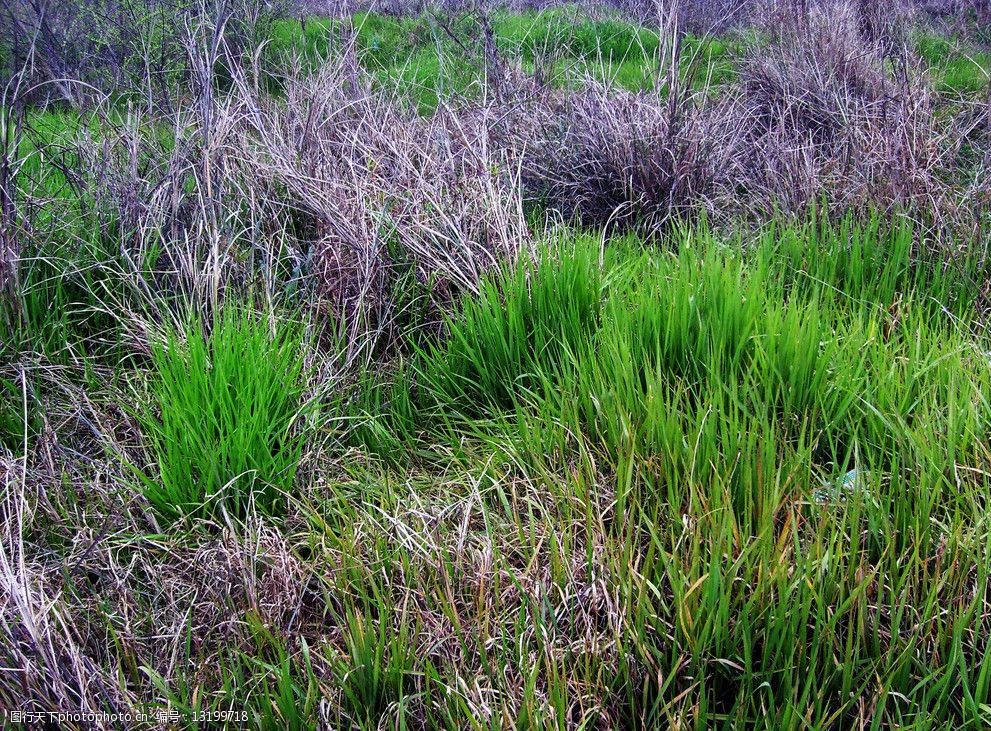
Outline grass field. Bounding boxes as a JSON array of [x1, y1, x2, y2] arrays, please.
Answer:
[[263, 9, 742, 110], [2, 2, 991, 729]]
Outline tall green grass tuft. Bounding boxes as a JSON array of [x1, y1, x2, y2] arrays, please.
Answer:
[[137, 308, 308, 524], [0, 369, 42, 453], [419, 240, 605, 414], [348, 238, 605, 456]]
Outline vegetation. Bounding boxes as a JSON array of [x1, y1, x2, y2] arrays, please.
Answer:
[[1, 1, 991, 729], [917, 33, 991, 94], [344, 221, 991, 728], [264, 8, 740, 109], [136, 308, 309, 524]]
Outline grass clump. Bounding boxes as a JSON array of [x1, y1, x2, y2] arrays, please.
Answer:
[[350, 239, 605, 454], [0, 369, 42, 454], [419, 241, 605, 413], [137, 307, 308, 524]]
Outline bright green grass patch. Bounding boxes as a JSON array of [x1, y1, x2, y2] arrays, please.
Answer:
[[548, 38, 738, 91], [492, 7, 662, 62], [917, 33, 991, 95], [419, 238, 605, 414], [266, 13, 438, 73], [266, 17, 337, 70], [136, 308, 309, 524], [495, 9, 739, 87], [937, 52, 991, 94], [370, 47, 480, 115], [356, 216, 983, 457]]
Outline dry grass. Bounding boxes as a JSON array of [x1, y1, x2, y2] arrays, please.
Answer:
[[516, 77, 743, 234], [238, 58, 531, 364], [731, 2, 952, 224]]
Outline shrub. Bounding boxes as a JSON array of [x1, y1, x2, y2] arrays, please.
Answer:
[[518, 80, 741, 234], [241, 60, 531, 366], [730, 1, 953, 221], [137, 307, 308, 524]]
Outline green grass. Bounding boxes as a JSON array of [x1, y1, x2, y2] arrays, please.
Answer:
[[497, 10, 739, 88], [0, 369, 43, 453], [135, 307, 309, 524], [265, 10, 743, 110], [917, 33, 991, 95], [337, 218, 991, 727], [492, 8, 664, 61], [2, 107, 186, 364]]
